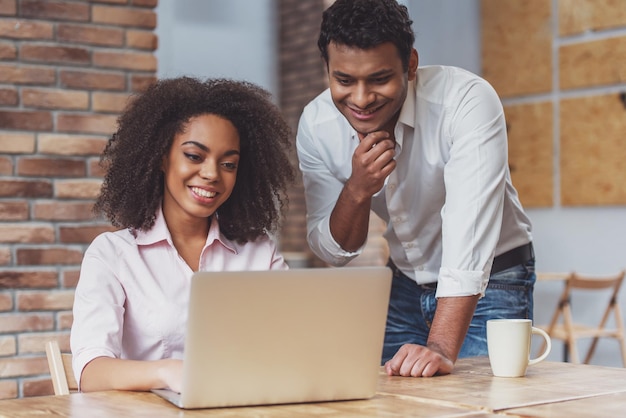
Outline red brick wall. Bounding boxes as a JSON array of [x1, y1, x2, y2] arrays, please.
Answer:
[[277, 0, 327, 266], [0, 0, 157, 399]]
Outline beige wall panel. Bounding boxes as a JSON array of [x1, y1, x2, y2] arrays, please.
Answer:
[[561, 94, 626, 205], [504, 102, 554, 208], [481, 0, 552, 97], [560, 36, 626, 89], [559, 0, 626, 36]]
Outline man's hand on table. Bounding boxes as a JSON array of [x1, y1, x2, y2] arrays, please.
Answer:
[[384, 343, 454, 377]]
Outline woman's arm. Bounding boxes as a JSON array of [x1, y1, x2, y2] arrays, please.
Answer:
[[80, 356, 183, 393]]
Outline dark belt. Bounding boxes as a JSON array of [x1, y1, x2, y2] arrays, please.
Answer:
[[491, 242, 534, 275], [387, 242, 534, 286]]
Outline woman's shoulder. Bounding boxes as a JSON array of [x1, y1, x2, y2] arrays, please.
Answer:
[[85, 228, 137, 257]]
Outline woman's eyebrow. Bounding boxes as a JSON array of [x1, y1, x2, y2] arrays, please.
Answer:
[[182, 140, 209, 151], [182, 141, 240, 156]]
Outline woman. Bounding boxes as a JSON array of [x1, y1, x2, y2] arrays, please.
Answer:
[[71, 77, 295, 392]]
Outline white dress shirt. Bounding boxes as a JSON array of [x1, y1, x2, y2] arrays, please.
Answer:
[[297, 65, 532, 298], [70, 209, 287, 386]]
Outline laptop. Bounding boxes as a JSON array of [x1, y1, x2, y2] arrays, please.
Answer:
[[151, 266, 392, 409]]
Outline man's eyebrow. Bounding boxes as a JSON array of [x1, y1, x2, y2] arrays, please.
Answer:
[[331, 69, 394, 78], [331, 70, 352, 78]]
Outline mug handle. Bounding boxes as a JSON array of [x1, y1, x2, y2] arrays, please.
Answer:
[[529, 326, 552, 365]]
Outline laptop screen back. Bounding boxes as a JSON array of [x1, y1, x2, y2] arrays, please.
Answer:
[[177, 266, 392, 409]]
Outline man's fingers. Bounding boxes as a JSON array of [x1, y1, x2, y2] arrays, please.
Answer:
[[357, 131, 392, 149], [385, 344, 454, 377]]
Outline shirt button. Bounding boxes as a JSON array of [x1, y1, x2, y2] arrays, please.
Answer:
[[388, 184, 396, 191], [417, 265, 424, 271]]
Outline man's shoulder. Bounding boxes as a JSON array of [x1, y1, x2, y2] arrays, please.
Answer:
[[416, 65, 498, 103], [418, 65, 484, 82]]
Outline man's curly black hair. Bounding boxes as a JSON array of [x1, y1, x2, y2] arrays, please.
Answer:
[[318, 0, 415, 71], [94, 76, 295, 244]]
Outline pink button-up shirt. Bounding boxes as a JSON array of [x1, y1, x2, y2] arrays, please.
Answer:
[[70, 210, 287, 386]]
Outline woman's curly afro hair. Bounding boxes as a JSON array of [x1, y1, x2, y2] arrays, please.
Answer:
[[94, 76, 295, 244]]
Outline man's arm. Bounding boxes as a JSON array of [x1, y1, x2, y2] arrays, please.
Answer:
[[296, 108, 396, 263], [427, 295, 479, 362], [385, 75, 510, 378], [329, 131, 396, 251], [384, 295, 479, 377]]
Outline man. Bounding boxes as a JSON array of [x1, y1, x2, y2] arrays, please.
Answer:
[[296, 0, 535, 377]]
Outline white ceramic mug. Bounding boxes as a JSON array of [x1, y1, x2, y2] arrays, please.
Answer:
[[486, 318, 551, 377]]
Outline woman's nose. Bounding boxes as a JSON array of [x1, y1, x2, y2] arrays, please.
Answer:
[[200, 162, 218, 181]]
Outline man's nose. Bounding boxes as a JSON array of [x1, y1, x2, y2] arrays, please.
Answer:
[[352, 83, 375, 109]]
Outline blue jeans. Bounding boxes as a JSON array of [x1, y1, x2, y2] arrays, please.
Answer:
[[381, 258, 536, 363]]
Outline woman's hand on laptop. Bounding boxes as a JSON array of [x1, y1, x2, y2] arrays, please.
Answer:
[[157, 359, 184, 393], [384, 344, 453, 377]]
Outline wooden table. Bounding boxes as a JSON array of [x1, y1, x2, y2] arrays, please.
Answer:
[[378, 356, 626, 416], [0, 390, 496, 418], [1, 357, 625, 417]]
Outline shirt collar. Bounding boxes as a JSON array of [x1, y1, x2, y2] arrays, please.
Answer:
[[205, 215, 237, 254], [134, 208, 170, 246], [381, 79, 415, 154], [397, 79, 416, 130], [134, 208, 237, 254]]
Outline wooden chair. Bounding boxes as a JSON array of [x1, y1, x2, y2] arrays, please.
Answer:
[[537, 270, 626, 366], [45, 340, 78, 395]]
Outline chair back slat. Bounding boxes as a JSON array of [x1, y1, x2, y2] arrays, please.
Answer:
[[569, 272, 625, 291], [45, 340, 77, 395]]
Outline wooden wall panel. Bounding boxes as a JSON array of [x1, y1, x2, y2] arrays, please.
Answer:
[[559, 0, 626, 36], [481, 0, 552, 97], [505, 102, 554, 207], [560, 36, 626, 90], [560, 94, 626, 205]]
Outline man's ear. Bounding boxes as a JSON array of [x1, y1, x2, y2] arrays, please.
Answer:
[[408, 48, 418, 81]]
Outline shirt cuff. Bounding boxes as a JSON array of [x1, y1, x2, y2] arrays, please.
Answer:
[[436, 267, 488, 298], [73, 348, 116, 391], [316, 217, 364, 265]]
